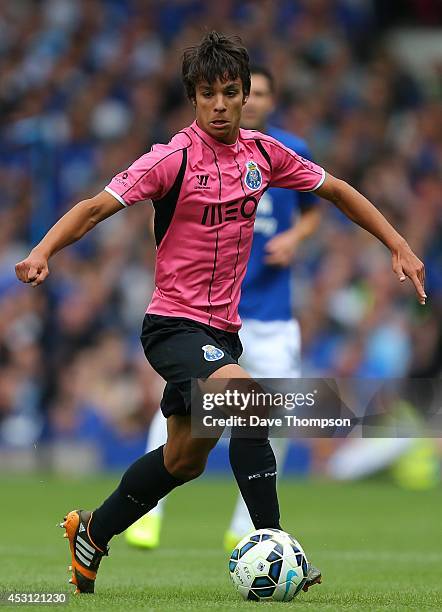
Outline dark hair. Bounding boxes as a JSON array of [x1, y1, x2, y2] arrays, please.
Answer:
[[182, 31, 251, 100], [249, 65, 275, 94]]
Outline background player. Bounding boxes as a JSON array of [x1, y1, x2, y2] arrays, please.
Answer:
[[15, 32, 426, 595], [125, 66, 322, 551]]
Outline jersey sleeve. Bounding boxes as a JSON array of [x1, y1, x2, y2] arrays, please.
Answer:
[[294, 141, 321, 210], [264, 137, 326, 192], [105, 144, 185, 207]]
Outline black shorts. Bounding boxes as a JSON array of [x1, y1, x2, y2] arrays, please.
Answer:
[[140, 314, 243, 417]]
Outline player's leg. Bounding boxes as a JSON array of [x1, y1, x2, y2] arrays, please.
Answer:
[[326, 436, 439, 488], [225, 319, 301, 550], [327, 392, 439, 488], [60, 406, 222, 593], [59, 314, 242, 592], [326, 438, 414, 480], [125, 408, 168, 548], [217, 360, 321, 592], [89, 386, 223, 549], [212, 362, 282, 531], [225, 436, 288, 550]]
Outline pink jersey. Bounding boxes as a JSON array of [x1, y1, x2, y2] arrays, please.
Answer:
[[105, 121, 325, 332]]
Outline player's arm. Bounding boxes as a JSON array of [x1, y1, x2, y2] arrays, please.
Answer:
[[15, 139, 186, 287], [265, 206, 320, 266], [316, 173, 426, 304], [15, 191, 123, 287]]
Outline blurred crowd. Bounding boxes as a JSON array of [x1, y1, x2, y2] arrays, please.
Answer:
[[0, 0, 441, 465]]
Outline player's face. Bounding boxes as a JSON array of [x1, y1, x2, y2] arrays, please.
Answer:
[[194, 77, 247, 144], [241, 73, 274, 131]]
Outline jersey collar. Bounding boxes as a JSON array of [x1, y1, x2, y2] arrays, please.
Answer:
[[191, 121, 240, 155]]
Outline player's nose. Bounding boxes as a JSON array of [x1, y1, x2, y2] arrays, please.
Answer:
[[213, 94, 227, 111]]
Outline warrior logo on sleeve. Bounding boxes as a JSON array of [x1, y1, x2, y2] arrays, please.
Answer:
[[244, 160, 262, 190]]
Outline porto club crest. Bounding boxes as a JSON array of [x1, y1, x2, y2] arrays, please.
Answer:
[[202, 345, 225, 361], [244, 160, 262, 190]]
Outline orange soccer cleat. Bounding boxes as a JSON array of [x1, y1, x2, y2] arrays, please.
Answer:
[[58, 509, 108, 594]]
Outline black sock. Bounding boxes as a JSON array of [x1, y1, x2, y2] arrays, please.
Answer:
[[89, 445, 183, 548], [229, 434, 281, 530]]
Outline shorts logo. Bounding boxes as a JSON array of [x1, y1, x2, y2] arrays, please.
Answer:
[[244, 160, 262, 190], [202, 344, 224, 361]]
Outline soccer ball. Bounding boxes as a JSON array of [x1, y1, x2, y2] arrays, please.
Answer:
[[228, 528, 309, 601]]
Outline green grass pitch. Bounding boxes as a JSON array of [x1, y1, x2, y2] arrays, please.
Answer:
[[0, 474, 441, 610]]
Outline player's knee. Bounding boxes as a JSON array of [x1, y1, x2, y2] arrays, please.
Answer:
[[164, 453, 207, 481]]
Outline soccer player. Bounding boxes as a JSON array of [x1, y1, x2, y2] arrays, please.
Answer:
[[124, 66, 321, 552], [15, 32, 426, 595]]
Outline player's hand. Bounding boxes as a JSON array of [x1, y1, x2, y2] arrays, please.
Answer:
[[264, 230, 300, 267], [392, 242, 426, 305], [15, 249, 49, 287]]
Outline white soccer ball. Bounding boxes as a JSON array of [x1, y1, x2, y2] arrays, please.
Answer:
[[228, 528, 309, 601]]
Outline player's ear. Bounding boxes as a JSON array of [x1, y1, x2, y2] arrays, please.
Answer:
[[242, 95, 249, 106]]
